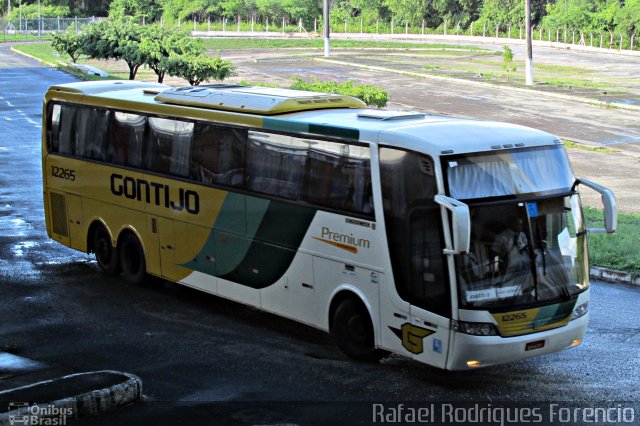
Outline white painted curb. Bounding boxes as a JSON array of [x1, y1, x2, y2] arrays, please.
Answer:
[[0, 370, 142, 425], [590, 267, 640, 287]]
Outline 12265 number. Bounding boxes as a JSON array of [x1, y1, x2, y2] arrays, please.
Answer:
[[51, 166, 76, 181]]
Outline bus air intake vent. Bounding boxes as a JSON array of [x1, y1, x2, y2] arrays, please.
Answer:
[[419, 158, 434, 176], [50, 192, 69, 237]]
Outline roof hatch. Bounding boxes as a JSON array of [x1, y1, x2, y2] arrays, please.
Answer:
[[357, 110, 426, 121], [154, 84, 366, 115]]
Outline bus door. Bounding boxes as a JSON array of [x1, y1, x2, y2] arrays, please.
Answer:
[[404, 207, 452, 369], [157, 216, 180, 280], [66, 194, 84, 250], [379, 147, 452, 368]]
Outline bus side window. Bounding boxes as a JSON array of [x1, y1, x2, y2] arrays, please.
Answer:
[[191, 124, 246, 188], [307, 141, 373, 215], [380, 147, 450, 318], [107, 112, 146, 168], [246, 132, 307, 201], [47, 103, 61, 153], [57, 105, 78, 156], [145, 117, 193, 178], [75, 107, 110, 162]]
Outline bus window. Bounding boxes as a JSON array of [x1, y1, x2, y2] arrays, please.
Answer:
[[47, 103, 61, 153], [307, 141, 373, 215], [75, 107, 110, 161], [380, 147, 450, 317], [145, 117, 194, 178], [57, 104, 79, 156], [107, 112, 146, 168], [191, 124, 246, 188], [246, 131, 307, 200]]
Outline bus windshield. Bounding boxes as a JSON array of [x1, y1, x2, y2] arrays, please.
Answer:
[[455, 195, 588, 309], [445, 145, 574, 200]]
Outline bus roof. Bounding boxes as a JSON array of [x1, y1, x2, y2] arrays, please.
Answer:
[[46, 80, 561, 157], [280, 108, 562, 156]]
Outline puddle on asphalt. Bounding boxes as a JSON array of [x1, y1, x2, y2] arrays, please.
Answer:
[[0, 352, 47, 375], [11, 241, 37, 257], [610, 98, 640, 105], [0, 217, 30, 237]]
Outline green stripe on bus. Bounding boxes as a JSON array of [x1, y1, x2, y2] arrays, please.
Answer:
[[263, 118, 359, 140], [184, 193, 316, 289], [533, 300, 575, 326], [219, 201, 317, 288], [184, 192, 270, 277]]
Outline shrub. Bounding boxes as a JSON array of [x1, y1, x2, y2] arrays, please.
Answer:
[[289, 77, 388, 107]]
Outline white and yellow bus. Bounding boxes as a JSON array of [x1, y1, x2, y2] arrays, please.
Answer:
[[43, 80, 616, 370]]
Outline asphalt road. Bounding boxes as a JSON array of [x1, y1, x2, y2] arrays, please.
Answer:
[[0, 45, 639, 425]]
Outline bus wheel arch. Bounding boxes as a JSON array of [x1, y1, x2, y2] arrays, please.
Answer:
[[117, 230, 147, 284], [329, 290, 387, 362], [88, 221, 120, 276]]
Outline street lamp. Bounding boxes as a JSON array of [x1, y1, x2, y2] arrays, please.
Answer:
[[323, 0, 330, 57], [525, 0, 534, 85]]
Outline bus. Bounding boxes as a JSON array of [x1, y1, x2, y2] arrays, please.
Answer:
[[42, 80, 617, 370]]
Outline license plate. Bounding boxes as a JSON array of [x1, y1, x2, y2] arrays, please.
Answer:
[[526, 340, 545, 351]]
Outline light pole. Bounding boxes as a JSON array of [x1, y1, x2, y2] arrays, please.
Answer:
[[323, 0, 330, 57], [37, 0, 40, 39], [525, 0, 534, 85]]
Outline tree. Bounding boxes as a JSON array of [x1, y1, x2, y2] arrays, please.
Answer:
[[109, 0, 163, 22], [542, 0, 621, 45], [165, 54, 235, 86], [81, 18, 145, 80], [6, 3, 70, 19], [51, 27, 84, 63], [615, 0, 640, 39], [256, 0, 287, 23], [382, 0, 439, 27], [139, 25, 204, 83], [501, 45, 516, 79]]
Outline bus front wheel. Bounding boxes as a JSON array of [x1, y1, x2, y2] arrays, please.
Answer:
[[119, 233, 147, 284], [92, 225, 120, 276], [331, 298, 386, 362]]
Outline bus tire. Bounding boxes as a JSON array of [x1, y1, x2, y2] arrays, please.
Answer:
[[92, 225, 120, 276], [331, 298, 386, 362], [119, 233, 147, 284]]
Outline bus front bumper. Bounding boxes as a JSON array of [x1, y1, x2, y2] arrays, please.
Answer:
[[446, 314, 588, 371]]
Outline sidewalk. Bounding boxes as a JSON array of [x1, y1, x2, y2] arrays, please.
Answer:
[[0, 353, 141, 425]]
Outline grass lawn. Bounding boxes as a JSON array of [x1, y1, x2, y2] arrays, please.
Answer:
[[585, 208, 640, 275], [200, 37, 491, 51]]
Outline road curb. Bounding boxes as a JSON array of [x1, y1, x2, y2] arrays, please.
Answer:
[[590, 267, 640, 287], [9, 46, 57, 67], [0, 370, 142, 425], [313, 57, 640, 114]]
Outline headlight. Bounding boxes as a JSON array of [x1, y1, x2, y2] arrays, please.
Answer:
[[572, 301, 589, 319], [452, 320, 498, 336]]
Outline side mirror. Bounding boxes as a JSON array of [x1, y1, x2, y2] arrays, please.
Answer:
[[435, 195, 471, 254], [576, 178, 617, 234]]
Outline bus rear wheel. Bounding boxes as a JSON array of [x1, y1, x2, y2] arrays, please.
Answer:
[[119, 233, 147, 284], [331, 298, 386, 362], [92, 225, 120, 276]]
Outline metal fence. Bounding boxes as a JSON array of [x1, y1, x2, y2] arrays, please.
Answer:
[[1, 15, 636, 53], [1, 17, 99, 40]]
